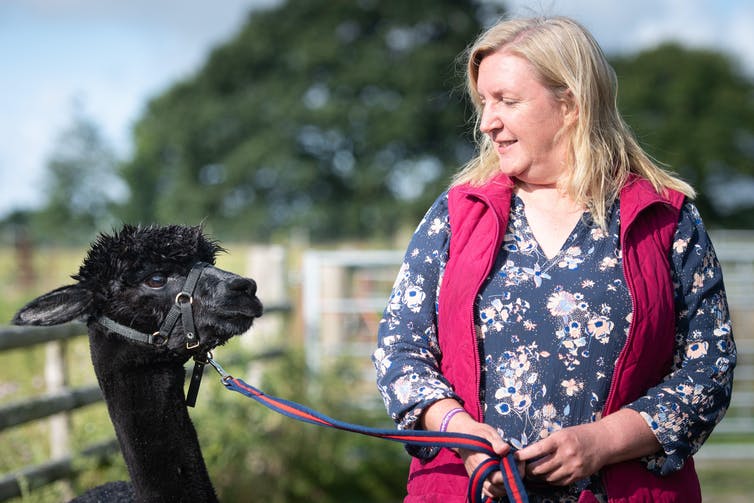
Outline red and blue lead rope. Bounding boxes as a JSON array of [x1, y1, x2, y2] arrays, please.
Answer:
[[209, 357, 528, 503]]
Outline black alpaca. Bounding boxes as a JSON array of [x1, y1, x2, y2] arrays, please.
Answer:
[[13, 225, 263, 502]]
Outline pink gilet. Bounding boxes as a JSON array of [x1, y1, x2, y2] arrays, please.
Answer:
[[404, 175, 701, 503]]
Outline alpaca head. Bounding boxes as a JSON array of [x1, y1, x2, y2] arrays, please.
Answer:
[[12, 224, 263, 363]]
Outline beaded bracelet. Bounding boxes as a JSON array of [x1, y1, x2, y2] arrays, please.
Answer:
[[439, 407, 465, 433]]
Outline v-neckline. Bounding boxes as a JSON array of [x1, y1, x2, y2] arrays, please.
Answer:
[[513, 194, 586, 262]]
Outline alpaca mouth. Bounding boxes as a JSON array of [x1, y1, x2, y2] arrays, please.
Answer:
[[200, 337, 228, 352], [194, 332, 239, 353], [222, 297, 264, 320], [201, 313, 259, 346], [223, 306, 263, 318]]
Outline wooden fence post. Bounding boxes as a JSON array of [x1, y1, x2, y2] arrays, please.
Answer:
[[44, 340, 73, 499], [244, 245, 287, 382]]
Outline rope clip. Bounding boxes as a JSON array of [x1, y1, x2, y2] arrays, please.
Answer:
[[207, 355, 232, 382]]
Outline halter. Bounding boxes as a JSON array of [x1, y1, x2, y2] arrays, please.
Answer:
[[96, 261, 209, 350], [95, 262, 210, 407]]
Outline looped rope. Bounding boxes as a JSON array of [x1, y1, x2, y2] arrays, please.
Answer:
[[214, 359, 528, 503]]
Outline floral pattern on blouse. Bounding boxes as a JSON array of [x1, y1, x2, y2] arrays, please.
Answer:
[[373, 191, 735, 500]]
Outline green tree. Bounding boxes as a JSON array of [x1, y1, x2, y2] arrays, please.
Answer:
[[612, 43, 754, 228], [119, 0, 504, 241], [32, 109, 126, 244]]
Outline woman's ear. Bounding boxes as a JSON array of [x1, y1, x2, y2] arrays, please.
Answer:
[[561, 89, 579, 127]]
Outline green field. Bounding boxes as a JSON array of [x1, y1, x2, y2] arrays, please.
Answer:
[[698, 458, 754, 502]]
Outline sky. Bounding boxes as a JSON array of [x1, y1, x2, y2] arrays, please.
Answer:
[[1, 0, 753, 219]]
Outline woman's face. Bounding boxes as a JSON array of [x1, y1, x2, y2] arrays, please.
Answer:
[[476, 50, 574, 187]]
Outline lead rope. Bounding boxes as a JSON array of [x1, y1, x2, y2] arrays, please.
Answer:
[[207, 356, 529, 503]]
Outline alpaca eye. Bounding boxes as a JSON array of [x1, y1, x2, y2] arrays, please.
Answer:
[[144, 273, 168, 289]]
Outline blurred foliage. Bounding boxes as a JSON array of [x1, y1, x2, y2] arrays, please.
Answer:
[[3, 3, 754, 246], [114, 2, 754, 240], [613, 43, 754, 228], [27, 109, 124, 245], [117, 0, 503, 242], [0, 241, 83, 324], [194, 351, 409, 502]]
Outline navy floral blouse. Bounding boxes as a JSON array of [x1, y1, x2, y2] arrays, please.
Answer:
[[373, 191, 736, 501]]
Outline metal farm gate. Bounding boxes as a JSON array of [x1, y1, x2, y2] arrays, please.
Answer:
[[302, 232, 754, 458]]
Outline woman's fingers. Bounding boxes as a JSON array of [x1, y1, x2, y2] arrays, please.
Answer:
[[514, 424, 607, 486], [484, 479, 509, 499], [456, 422, 516, 497]]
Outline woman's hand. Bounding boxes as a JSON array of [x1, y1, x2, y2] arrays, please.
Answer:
[[514, 409, 661, 486], [422, 399, 523, 499], [454, 419, 515, 500], [514, 422, 607, 485]]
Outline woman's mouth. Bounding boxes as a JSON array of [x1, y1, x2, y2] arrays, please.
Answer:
[[496, 139, 517, 152]]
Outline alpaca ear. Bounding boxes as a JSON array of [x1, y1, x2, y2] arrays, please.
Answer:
[[12, 285, 93, 326]]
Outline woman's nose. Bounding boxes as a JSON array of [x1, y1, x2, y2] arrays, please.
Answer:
[[479, 104, 502, 134]]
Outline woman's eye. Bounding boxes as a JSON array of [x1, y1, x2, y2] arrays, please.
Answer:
[[144, 273, 168, 289]]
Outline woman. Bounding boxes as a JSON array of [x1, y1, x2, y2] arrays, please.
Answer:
[[373, 15, 735, 502]]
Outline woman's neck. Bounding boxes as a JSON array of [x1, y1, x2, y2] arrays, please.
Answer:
[[514, 180, 582, 212], [514, 181, 585, 259]]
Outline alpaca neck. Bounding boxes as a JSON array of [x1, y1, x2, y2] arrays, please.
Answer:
[[90, 337, 218, 502]]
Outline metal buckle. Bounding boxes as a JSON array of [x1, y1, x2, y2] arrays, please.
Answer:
[[186, 336, 200, 350]]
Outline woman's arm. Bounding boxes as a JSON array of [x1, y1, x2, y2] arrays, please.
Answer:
[[516, 202, 736, 483], [373, 193, 513, 500], [373, 192, 459, 431], [625, 202, 736, 475]]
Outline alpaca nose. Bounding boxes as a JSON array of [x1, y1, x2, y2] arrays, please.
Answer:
[[229, 277, 257, 296]]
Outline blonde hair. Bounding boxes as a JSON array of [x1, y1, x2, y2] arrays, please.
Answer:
[[454, 16, 694, 228]]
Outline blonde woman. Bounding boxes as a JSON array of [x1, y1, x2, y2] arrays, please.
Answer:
[[373, 16, 735, 502]]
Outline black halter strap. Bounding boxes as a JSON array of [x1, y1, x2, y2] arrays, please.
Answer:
[[95, 262, 210, 349], [95, 261, 212, 407]]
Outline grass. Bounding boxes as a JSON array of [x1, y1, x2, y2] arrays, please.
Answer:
[[698, 459, 754, 502]]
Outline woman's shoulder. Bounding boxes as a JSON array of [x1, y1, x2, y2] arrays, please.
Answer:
[[422, 190, 450, 221], [676, 200, 707, 235], [407, 191, 451, 246], [671, 199, 718, 258]]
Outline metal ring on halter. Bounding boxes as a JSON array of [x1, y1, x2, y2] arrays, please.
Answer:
[[151, 331, 168, 346], [175, 292, 193, 305]]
